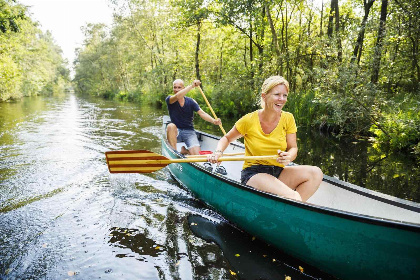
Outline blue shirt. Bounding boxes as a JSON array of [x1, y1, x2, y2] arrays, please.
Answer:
[[165, 96, 200, 130]]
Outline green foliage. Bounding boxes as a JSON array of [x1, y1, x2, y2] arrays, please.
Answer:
[[73, 23, 116, 98], [72, 0, 419, 152], [173, 0, 209, 27], [0, 53, 22, 100], [285, 89, 317, 127], [0, 0, 70, 102], [313, 64, 376, 135], [208, 76, 258, 118], [370, 96, 420, 154], [0, 0, 26, 33]]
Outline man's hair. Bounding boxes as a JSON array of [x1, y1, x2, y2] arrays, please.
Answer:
[[173, 79, 184, 86], [260, 76, 290, 108]]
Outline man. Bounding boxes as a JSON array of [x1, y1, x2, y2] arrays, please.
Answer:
[[166, 79, 221, 155]]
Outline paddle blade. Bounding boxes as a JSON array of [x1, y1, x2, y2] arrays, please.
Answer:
[[105, 150, 170, 173]]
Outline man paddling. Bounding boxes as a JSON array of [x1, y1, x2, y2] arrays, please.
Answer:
[[166, 79, 222, 155]]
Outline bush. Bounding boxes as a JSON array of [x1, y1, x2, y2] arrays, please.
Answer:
[[371, 106, 420, 153], [0, 54, 22, 101], [207, 77, 259, 119]]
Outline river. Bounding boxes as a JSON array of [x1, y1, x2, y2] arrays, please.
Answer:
[[0, 93, 418, 279]]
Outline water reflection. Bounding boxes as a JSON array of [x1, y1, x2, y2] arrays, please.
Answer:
[[296, 129, 420, 202], [109, 227, 164, 260], [187, 214, 335, 280], [196, 118, 420, 202]]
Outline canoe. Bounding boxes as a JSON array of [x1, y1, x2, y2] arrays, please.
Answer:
[[161, 116, 420, 280]]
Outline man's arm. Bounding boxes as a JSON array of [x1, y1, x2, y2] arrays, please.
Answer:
[[168, 80, 200, 104], [197, 109, 222, 125]]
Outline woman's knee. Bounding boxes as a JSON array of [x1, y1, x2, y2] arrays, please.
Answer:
[[311, 166, 323, 183], [293, 191, 302, 201]]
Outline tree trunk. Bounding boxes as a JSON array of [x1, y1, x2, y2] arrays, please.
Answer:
[[244, 38, 247, 68], [285, 4, 290, 79], [195, 22, 202, 83], [326, 0, 341, 61], [334, 0, 342, 62], [327, 0, 335, 37], [280, 6, 286, 76], [258, 5, 265, 74], [249, 20, 254, 79], [319, 0, 324, 36], [266, 2, 280, 59], [410, 35, 419, 90], [351, 0, 375, 64], [249, 21, 253, 63], [218, 41, 223, 81], [151, 48, 154, 69], [173, 50, 179, 81], [371, 0, 388, 84], [292, 10, 303, 92]]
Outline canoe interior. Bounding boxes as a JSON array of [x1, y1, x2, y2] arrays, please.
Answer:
[[172, 125, 420, 225]]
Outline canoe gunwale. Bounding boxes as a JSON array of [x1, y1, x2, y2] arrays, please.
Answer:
[[162, 130, 420, 232]]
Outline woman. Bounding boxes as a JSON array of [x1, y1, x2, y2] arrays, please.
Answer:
[[207, 76, 322, 201]]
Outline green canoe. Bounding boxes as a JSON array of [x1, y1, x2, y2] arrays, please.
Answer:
[[161, 116, 420, 280]]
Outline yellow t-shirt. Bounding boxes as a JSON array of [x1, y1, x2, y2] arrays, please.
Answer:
[[235, 110, 297, 169]]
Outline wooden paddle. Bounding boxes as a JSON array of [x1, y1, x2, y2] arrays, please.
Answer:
[[186, 152, 245, 158], [105, 150, 277, 173], [197, 86, 227, 135]]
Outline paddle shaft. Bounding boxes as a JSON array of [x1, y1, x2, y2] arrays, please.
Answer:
[[198, 86, 227, 135], [109, 155, 278, 165], [185, 152, 245, 158]]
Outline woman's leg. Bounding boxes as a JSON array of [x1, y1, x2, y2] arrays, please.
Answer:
[[247, 173, 302, 201], [279, 165, 323, 201]]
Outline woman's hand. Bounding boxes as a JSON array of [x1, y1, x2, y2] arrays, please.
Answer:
[[207, 150, 223, 164], [276, 149, 291, 166]]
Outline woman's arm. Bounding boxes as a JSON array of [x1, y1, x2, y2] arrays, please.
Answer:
[[277, 133, 298, 165], [208, 126, 242, 163]]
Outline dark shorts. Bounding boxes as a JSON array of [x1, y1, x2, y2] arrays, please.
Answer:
[[176, 128, 200, 149], [241, 165, 284, 185]]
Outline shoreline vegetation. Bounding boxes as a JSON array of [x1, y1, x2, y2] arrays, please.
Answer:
[[1, 0, 419, 156], [0, 0, 71, 101]]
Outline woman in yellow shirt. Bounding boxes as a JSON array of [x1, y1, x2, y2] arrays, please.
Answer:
[[208, 76, 323, 201]]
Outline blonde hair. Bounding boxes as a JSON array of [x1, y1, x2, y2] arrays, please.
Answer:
[[260, 76, 290, 108]]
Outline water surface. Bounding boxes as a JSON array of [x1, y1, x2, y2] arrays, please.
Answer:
[[1, 94, 335, 279], [0, 93, 418, 279]]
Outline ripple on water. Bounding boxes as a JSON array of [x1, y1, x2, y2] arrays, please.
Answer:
[[0, 95, 337, 280]]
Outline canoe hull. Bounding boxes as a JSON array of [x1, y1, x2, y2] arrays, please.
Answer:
[[161, 136, 420, 280]]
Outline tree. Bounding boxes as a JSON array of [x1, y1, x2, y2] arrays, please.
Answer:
[[371, 0, 388, 84], [0, 0, 26, 33], [393, 0, 420, 90], [213, 0, 266, 79], [0, 0, 70, 101], [351, 0, 376, 64], [327, 0, 342, 61], [174, 0, 209, 84]]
